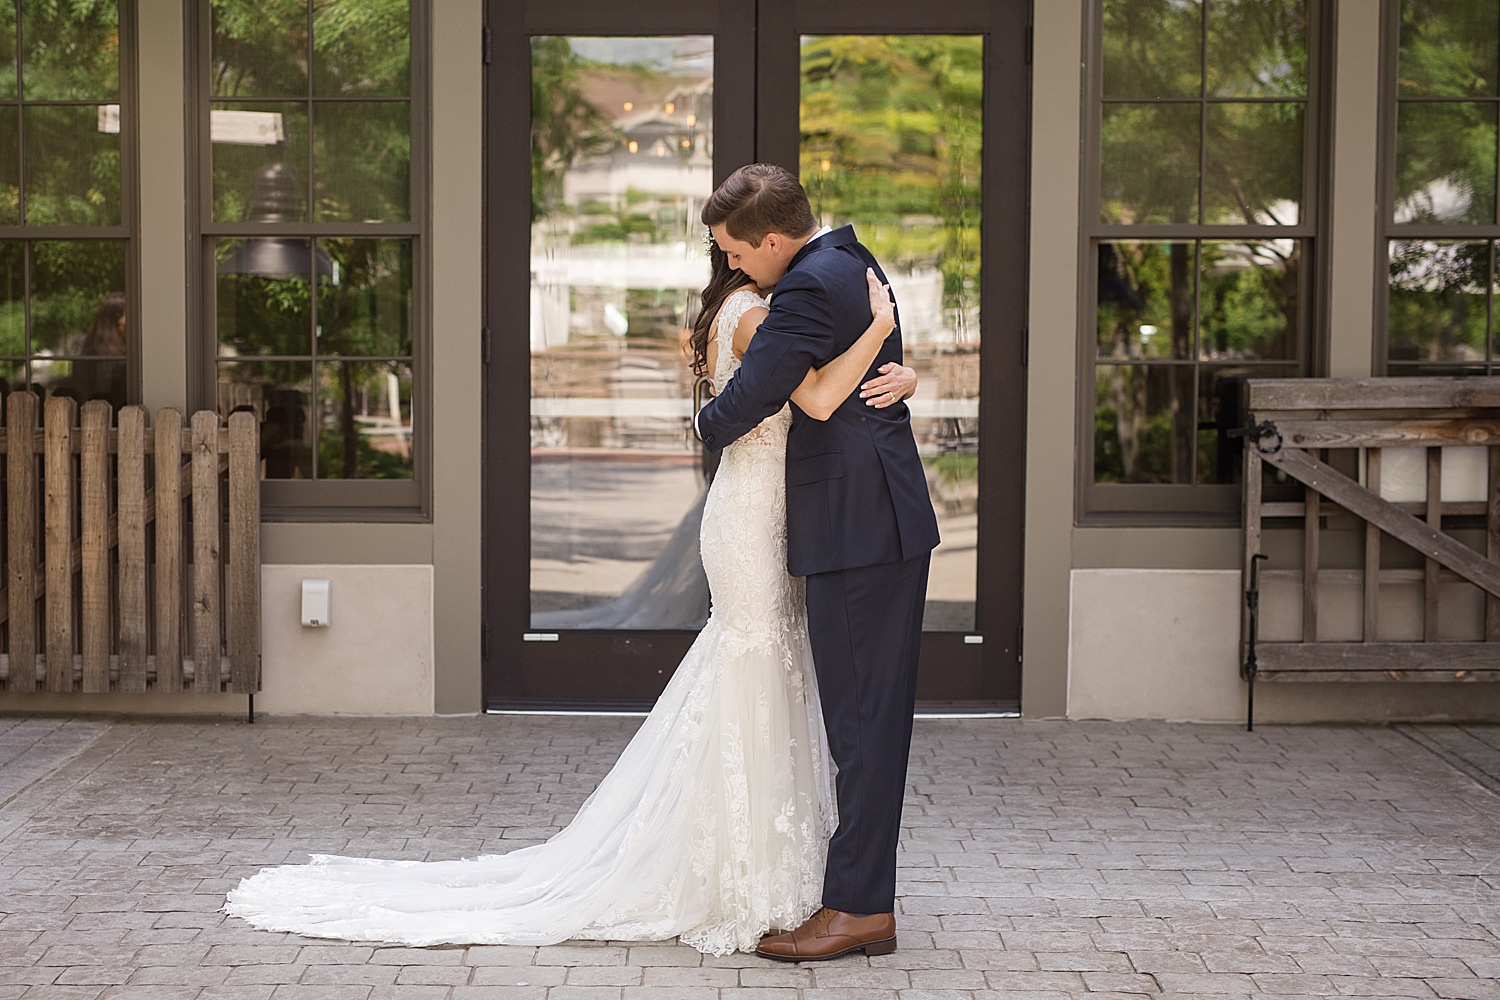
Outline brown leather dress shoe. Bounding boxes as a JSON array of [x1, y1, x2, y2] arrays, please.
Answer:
[[755, 907, 897, 962]]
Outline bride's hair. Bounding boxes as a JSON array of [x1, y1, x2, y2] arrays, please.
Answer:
[[688, 237, 752, 377]]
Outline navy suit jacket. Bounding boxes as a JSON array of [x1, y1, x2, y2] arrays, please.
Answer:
[[697, 225, 940, 578]]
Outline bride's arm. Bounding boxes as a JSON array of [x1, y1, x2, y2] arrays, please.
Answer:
[[788, 268, 897, 420]]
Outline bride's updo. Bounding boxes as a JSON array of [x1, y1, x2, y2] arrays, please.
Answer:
[[688, 235, 752, 377]]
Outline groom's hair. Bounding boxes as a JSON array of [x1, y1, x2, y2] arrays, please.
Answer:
[[702, 164, 818, 247]]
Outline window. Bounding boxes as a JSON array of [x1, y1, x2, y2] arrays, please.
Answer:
[[1083, 0, 1323, 519], [197, 0, 421, 513], [0, 0, 133, 410], [1380, 0, 1500, 375]]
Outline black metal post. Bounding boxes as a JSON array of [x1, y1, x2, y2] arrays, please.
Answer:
[[1243, 552, 1268, 731], [248, 692, 255, 724]]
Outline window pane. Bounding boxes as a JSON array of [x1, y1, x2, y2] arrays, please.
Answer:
[[215, 237, 314, 357], [29, 240, 125, 357], [21, 0, 118, 101], [0, 2, 15, 99], [530, 35, 713, 630], [1388, 240, 1490, 363], [1394, 101, 1498, 224], [802, 34, 981, 632], [0, 241, 21, 355], [312, 100, 409, 221], [1399, 0, 1500, 98], [1204, 102, 1303, 225], [315, 359, 412, 479], [1196, 364, 1297, 484], [1102, 0, 1202, 99], [217, 360, 313, 478], [312, 0, 409, 97], [1096, 240, 1195, 360], [0, 106, 16, 225], [211, 102, 308, 222], [211, 0, 308, 98], [1101, 103, 1200, 224], [1094, 363, 1197, 483], [23, 105, 119, 225], [1200, 240, 1300, 360], [316, 238, 411, 356], [1206, 0, 1307, 97]]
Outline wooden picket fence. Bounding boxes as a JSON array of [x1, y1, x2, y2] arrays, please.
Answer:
[[0, 395, 259, 694]]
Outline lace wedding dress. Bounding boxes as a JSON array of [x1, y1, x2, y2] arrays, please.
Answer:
[[225, 289, 835, 956]]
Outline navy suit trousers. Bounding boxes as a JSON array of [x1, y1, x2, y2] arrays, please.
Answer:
[[805, 550, 930, 916]]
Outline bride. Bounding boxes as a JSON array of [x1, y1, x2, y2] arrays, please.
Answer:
[[224, 242, 917, 957]]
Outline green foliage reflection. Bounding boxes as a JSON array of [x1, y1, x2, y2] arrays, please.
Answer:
[[800, 35, 980, 330]]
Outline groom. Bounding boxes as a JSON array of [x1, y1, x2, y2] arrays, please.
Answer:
[[695, 164, 940, 961]]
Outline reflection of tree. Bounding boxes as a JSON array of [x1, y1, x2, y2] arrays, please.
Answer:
[[800, 35, 980, 327], [530, 37, 616, 222], [1388, 241, 1489, 361], [1098, 242, 1192, 481], [1397, 1, 1498, 98]]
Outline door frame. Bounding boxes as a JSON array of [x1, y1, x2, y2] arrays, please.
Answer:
[[482, 0, 1031, 710]]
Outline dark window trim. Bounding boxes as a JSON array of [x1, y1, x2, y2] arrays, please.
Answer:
[[1075, 0, 1333, 527], [185, 0, 432, 523]]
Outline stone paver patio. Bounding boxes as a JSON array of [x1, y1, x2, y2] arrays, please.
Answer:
[[0, 713, 1498, 999]]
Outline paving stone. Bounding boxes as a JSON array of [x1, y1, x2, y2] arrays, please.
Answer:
[[1, 716, 1498, 999]]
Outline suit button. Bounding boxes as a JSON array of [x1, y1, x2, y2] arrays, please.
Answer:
[[860, 416, 866, 422]]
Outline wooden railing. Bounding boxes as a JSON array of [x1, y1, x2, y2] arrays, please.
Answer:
[[0, 396, 259, 694], [1241, 378, 1500, 721]]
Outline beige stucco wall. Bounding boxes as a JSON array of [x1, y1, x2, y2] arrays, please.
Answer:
[[1068, 570, 1244, 721], [258, 565, 435, 714], [1021, 0, 1086, 718]]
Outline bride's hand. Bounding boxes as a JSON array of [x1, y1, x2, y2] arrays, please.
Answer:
[[865, 268, 894, 335], [860, 362, 916, 408]]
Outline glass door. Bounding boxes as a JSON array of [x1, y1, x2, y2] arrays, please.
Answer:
[[484, 0, 1026, 708]]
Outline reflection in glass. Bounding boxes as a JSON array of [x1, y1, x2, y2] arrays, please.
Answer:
[[29, 240, 126, 355], [216, 237, 315, 357], [0, 241, 19, 355], [1097, 241, 1196, 360], [313, 0, 410, 97], [1102, 0, 1202, 99], [1094, 364, 1196, 484], [530, 35, 714, 630], [1100, 103, 1200, 224], [1205, 102, 1303, 224], [0, 107, 16, 224], [1199, 240, 1299, 360], [1398, 0, 1499, 98], [217, 360, 313, 479], [1394, 101, 1498, 224], [1388, 240, 1490, 363], [1194, 363, 1297, 484], [212, 101, 307, 222], [21, 0, 118, 101], [0, 3, 14, 99], [316, 238, 412, 356], [1205, 0, 1307, 97], [23, 105, 119, 225], [210, 0, 309, 98], [316, 359, 411, 479], [312, 101, 410, 221], [802, 34, 981, 631]]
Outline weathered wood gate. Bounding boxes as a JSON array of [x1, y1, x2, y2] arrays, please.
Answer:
[[1241, 378, 1500, 720], [0, 396, 260, 695]]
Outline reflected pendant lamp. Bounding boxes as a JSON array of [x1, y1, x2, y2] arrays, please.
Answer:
[[217, 162, 335, 280]]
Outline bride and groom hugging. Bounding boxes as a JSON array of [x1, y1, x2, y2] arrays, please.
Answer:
[[226, 164, 942, 962]]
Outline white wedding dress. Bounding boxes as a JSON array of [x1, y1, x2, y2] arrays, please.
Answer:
[[225, 289, 835, 956]]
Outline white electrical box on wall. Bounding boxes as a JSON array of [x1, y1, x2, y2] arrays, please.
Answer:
[[301, 579, 331, 627]]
